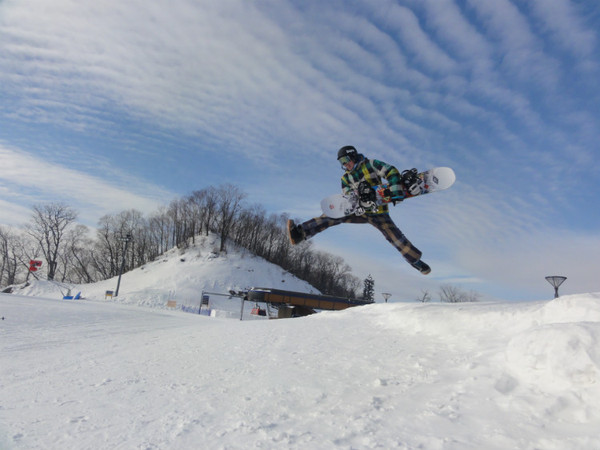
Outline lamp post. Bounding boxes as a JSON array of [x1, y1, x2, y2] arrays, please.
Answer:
[[114, 234, 132, 297], [545, 276, 567, 299]]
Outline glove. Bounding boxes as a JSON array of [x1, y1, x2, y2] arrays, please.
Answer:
[[382, 187, 403, 205]]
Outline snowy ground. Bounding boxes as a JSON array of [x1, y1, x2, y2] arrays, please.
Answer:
[[2, 293, 600, 449], [1, 238, 600, 449]]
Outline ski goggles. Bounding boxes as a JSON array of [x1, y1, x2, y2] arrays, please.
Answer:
[[338, 155, 353, 169]]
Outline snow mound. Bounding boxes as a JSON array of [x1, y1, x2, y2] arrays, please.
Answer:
[[506, 323, 600, 390], [505, 294, 600, 394]]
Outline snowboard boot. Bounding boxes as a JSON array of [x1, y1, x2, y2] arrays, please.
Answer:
[[411, 259, 431, 275], [286, 219, 305, 245]]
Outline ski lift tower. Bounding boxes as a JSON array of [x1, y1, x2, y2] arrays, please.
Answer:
[[545, 276, 567, 299], [382, 293, 391, 303]]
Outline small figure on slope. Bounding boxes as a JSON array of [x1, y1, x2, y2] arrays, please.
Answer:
[[286, 145, 431, 275]]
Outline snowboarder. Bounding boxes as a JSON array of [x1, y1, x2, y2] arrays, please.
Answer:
[[286, 145, 431, 274]]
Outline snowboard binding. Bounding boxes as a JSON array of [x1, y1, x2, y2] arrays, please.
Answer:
[[356, 181, 377, 214], [400, 168, 422, 196]]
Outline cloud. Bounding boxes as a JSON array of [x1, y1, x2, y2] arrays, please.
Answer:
[[0, 1, 433, 164], [1, 0, 590, 175], [382, 3, 458, 74], [0, 196, 32, 225], [528, 0, 597, 59], [464, 0, 562, 87], [2, 0, 593, 171], [0, 144, 174, 226]]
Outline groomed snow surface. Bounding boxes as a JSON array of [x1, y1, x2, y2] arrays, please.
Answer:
[[2, 238, 600, 449]]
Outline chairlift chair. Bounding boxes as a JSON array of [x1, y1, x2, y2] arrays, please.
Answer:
[[250, 303, 267, 316]]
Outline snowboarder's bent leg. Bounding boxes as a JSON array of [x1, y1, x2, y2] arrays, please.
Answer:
[[367, 214, 423, 264]]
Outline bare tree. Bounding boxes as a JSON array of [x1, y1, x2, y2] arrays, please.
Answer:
[[58, 224, 96, 283], [148, 206, 172, 256], [0, 227, 45, 287], [93, 214, 119, 278], [0, 226, 21, 287], [25, 203, 77, 281], [92, 210, 148, 278], [202, 187, 218, 237], [439, 284, 480, 303], [416, 289, 431, 303], [439, 285, 462, 303], [116, 209, 146, 269], [215, 184, 246, 252], [167, 198, 190, 249], [14, 231, 42, 284], [464, 290, 481, 303]]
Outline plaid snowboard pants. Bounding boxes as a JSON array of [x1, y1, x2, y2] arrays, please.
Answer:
[[300, 213, 422, 264]]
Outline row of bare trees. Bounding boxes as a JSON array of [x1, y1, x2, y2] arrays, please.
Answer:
[[416, 286, 480, 303], [1, 184, 361, 297]]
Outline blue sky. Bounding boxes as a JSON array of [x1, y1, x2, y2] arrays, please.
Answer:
[[1, 0, 599, 301]]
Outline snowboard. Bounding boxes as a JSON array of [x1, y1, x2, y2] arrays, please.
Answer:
[[320, 167, 456, 219]]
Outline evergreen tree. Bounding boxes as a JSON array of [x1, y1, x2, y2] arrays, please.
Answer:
[[362, 274, 375, 302]]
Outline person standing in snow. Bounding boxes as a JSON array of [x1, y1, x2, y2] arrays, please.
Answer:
[[286, 145, 431, 274]]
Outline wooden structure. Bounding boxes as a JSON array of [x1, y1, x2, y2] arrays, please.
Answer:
[[246, 287, 373, 318]]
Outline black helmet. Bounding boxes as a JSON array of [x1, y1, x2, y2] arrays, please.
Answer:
[[337, 145, 358, 161], [337, 145, 359, 170]]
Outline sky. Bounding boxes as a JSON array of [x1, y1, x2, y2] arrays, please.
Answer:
[[1, 0, 599, 301]]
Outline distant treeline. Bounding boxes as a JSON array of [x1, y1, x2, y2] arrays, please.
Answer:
[[0, 184, 361, 297]]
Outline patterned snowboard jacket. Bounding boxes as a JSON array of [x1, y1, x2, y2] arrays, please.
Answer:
[[341, 156, 402, 215]]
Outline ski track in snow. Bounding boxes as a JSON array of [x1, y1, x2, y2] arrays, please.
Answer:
[[1, 237, 600, 449]]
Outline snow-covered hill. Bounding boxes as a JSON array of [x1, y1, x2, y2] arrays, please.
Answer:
[[2, 236, 600, 449], [12, 234, 319, 317]]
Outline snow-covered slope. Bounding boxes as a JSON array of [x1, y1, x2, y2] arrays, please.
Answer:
[[1, 292, 600, 449], [13, 234, 318, 315]]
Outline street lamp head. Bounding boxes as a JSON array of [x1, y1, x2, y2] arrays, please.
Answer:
[[545, 276, 567, 298]]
